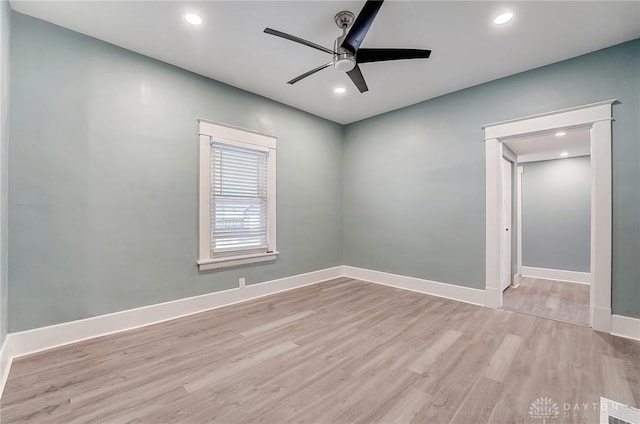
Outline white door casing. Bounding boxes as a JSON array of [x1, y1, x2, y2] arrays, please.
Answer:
[[516, 166, 523, 278], [501, 158, 512, 291], [483, 100, 614, 332]]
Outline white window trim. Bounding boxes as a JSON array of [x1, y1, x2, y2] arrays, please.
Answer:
[[197, 119, 278, 271]]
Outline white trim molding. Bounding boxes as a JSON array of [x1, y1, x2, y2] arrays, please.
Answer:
[[520, 266, 591, 285], [482, 100, 615, 139], [343, 266, 486, 306], [589, 117, 613, 332], [483, 100, 614, 332], [1, 264, 638, 401], [485, 138, 504, 309], [0, 337, 12, 397], [610, 314, 640, 342], [516, 166, 523, 276], [198, 120, 278, 271], [7, 266, 342, 359], [600, 397, 640, 424], [197, 251, 279, 270], [512, 274, 520, 285]]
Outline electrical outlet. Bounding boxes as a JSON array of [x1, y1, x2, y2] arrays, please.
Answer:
[[239, 277, 246, 288]]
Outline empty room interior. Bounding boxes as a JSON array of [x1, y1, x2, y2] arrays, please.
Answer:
[[0, 1, 639, 423]]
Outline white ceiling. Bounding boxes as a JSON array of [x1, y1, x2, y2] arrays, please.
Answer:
[[504, 126, 591, 163], [10, 1, 640, 124]]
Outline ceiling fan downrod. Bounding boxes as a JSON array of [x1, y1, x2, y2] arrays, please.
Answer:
[[334, 11, 357, 72]]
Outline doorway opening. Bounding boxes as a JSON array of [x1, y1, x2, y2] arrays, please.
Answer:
[[501, 127, 591, 326], [483, 100, 614, 332]]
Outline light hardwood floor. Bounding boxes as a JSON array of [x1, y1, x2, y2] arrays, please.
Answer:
[[503, 276, 590, 326], [1, 278, 638, 423]]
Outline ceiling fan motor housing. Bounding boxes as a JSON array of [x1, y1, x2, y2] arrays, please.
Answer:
[[334, 35, 356, 72]]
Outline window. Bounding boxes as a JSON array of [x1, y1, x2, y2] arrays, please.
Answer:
[[198, 120, 277, 270]]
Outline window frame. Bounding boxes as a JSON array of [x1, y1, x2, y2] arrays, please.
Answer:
[[197, 119, 277, 271]]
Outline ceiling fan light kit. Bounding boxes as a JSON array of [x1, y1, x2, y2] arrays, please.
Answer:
[[334, 35, 356, 72], [264, 0, 431, 94]]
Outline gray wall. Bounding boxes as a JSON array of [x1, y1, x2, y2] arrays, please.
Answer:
[[521, 156, 591, 272], [9, 13, 343, 332], [7, 13, 640, 331], [0, 0, 9, 345], [343, 39, 640, 318]]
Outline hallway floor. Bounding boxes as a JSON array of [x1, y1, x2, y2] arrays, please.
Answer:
[[503, 276, 590, 326]]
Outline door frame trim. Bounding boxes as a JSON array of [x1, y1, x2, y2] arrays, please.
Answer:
[[516, 165, 523, 278], [483, 100, 614, 331], [500, 157, 513, 291]]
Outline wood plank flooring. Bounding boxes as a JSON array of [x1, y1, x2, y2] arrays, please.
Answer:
[[503, 276, 590, 325], [1, 278, 638, 423]]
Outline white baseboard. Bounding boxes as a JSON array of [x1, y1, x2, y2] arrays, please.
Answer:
[[520, 266, 591, 285], [1, 263, 633, 402], [342, 266, 486, 306], [610, 314, 640, 341], [7, 266, 343, 359], [512, 274, 520, 287], [0, 337, 12, 397]]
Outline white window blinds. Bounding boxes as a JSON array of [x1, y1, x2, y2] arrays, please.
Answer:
[[211, 142, 269, 255]]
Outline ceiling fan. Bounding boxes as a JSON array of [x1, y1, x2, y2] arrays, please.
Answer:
[[264, 0, 431, 93]]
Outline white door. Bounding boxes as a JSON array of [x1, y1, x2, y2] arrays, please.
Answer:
[[501, 158, 512, 291]]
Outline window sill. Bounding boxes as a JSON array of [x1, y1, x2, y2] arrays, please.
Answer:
[[197, 251, 279, 271]]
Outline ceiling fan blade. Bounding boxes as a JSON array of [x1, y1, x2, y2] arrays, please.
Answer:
[[346, 64, 369, 93], [264, 28, 335, 55], [287, 62, 335, 85], [357, 48, 432, 63], [341, 0, 384, 54]]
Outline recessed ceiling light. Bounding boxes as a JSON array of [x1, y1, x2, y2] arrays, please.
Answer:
[[334, 87, 346, 94], [494, 12, 513, 25], [555, 131, 566, 137], [185, 13, 202, 26], [560, 152, 569, 157]]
